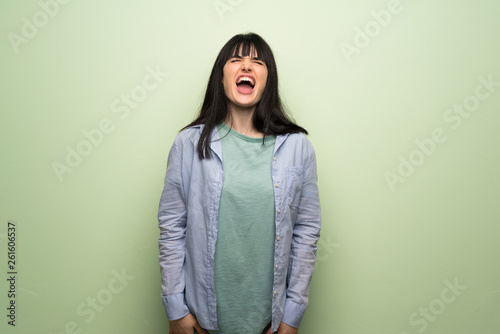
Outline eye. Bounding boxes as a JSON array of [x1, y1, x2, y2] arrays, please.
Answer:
[[230, 58, 241, 63]]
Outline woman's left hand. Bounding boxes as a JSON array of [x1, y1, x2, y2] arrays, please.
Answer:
[[265, 322, 299, 334]]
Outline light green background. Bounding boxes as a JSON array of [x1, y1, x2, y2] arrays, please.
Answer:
[[1, 0, 499, 333]]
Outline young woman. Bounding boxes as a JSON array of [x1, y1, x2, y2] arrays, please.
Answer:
[[158, 32, 321, 334]]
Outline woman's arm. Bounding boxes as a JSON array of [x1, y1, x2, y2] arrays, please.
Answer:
[[158, 140, 191, 321], [282, 142, 321, 328]]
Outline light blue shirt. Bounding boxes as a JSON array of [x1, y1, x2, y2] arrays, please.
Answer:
[[158, 124, 321, 332]]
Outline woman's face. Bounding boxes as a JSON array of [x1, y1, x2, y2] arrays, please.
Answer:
[[222, 45, 268, 111]]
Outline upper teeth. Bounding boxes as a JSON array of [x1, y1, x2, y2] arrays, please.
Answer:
[[237, 77, 255, 86]]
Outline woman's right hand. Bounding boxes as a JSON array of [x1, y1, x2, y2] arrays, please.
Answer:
[[168, 313, 207, 334]]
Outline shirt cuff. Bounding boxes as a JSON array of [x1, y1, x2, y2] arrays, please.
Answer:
[[281, 298, 307, 328], [162, 293, 190, 321]]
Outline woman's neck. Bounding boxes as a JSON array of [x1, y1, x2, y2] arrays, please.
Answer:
[[225, 106, 264, 138]]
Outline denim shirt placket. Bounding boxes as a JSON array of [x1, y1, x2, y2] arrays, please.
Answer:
[[270, 133, 288, 330], [206, 134, 224, 328]]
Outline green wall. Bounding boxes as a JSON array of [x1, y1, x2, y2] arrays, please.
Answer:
[[1, 0, 499, 333]]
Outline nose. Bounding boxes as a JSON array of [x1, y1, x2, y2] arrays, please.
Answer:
[[241, 58, 252, 71]]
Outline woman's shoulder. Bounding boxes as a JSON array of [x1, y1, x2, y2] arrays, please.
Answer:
[[281, 131, 313, 148], [278, 131, 316, 160], [165, 126, 200, 155], [174, 124, 204, 142], [179, 123, 204, 134]]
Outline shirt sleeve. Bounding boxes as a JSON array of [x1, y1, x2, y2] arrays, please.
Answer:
[[158, 139, 191, 320], [282, 140, 321, 328]]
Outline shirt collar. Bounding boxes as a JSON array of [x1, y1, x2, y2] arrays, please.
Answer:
[[193, 124, 289, 162]]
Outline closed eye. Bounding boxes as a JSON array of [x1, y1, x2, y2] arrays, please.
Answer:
[[229, 57, 265, 66]]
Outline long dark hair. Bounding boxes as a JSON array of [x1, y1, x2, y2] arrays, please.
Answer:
[[183, 32, 308, 159]]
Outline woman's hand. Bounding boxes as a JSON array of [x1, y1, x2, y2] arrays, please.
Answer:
[[168, 313, 207, 334], [265, 322, 299, 334]]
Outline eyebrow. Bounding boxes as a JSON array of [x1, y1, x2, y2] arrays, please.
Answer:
[[230, 55, 264, 61]]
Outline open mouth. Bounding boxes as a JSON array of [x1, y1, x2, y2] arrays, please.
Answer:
[[236, 75, 255, 94]]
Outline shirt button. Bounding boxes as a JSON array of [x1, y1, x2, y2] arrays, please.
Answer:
[[274, 183, 279, 188], [275, 264, 278, 269], [276, 236, 280, 241], [273, 291, 277, 296], [273, 157, 277, 161], [277, 209, 281, 213]]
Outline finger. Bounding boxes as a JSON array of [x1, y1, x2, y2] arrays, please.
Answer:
[[194, 324, 208, 334]]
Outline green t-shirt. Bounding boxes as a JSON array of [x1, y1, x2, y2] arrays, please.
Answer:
[[210, 123, 276, 334]]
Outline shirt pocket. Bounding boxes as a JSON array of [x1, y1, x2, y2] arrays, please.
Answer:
[[286, 166, 303, 209]]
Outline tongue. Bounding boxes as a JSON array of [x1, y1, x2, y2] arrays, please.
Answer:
[[236, 82, 254, 94]]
